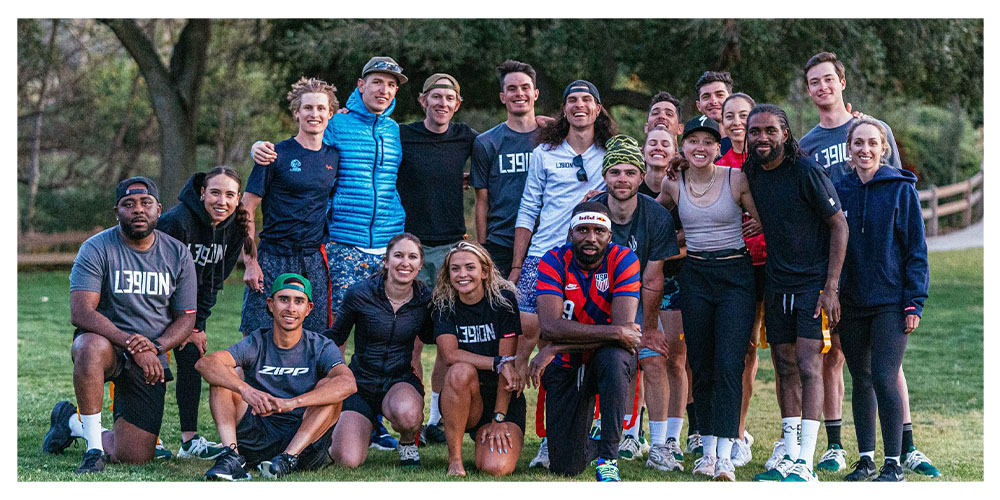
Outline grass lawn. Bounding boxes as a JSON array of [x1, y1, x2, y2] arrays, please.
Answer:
[[17, 248, 983, 481]]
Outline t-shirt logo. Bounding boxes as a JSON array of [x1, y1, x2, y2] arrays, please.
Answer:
[[259, 365, 309, 376], [596, 272, 609, 293], [290, 159, 302, 172], [829, 198, 836, 207]]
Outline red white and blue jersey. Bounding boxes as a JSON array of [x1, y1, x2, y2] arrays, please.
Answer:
[[536, 242, 640, 367]]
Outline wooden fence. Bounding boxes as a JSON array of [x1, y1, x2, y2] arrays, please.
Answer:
[[919, 167, 984, 236]]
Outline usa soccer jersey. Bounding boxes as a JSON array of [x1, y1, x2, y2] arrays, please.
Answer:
[[536, 242, 640, 368]]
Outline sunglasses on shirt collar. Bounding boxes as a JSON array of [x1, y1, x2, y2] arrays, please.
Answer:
[[573, 154, 587, 182]]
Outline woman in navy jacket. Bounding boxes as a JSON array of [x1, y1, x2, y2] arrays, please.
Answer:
[[834, 117, 928, 482]]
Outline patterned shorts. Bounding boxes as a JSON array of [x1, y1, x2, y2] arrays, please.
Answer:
[[326, 241, 384, 315], [240, 247, 329, 334], [515, 255, 542, 314], [660, 274, 681, 311]]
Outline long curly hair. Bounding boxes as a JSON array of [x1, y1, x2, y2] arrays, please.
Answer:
[[203, 165, 256, 259], [744, 103, 807, 169], [538, 106, 618, 148], [431, 241, 518, 315]]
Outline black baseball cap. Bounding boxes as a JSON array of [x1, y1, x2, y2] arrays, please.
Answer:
[[681, 115, 722, 142], [115, 176, 159, 204], [562, 80, 601, 104]]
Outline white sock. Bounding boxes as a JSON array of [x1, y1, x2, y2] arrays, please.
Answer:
[[885, 456, 899, 464], [67, 413, 84, 437], [702, 435, 717, 457], [860, 450, 875, 460], [649, 421, 667, 445], [666, 417, 684, 441], [781, 416, 801, 461], [717, 437, 734, 460], [81, 413, 104, 452], [428, 392, 441, 425], [623, 414, 640, 438], [799, 419, 821, 468]]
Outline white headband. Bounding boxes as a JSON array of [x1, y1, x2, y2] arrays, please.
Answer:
[[570, 211, 612, 230]]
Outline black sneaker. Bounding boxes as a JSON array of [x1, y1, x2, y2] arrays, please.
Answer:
[[75, 448, 109, 474], [43, 401, 78, 454], [204, 445, 251, 481], [259, 452, 299, 478], [873, 461, 906, 482], [419, 422, 446, 445], [843, 455, 878, 481]]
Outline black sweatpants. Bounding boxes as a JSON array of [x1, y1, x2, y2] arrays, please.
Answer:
[[838, 307, 908, 458], [174, 342, 202, 433]]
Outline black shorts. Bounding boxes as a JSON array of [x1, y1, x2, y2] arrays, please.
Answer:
[[482, 241, 514, 279], [753, 265, 766, 303], [235, 407, 333, 470], [763, 290, 823, 345], [465, 378, 527, 438], [342, 372, 424, 425]]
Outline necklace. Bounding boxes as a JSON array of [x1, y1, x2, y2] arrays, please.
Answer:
[[688, 166, 718, 198]]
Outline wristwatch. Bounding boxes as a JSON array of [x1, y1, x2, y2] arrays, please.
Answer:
[[493, 412, 506, 423], [151, 340, 163, 356]]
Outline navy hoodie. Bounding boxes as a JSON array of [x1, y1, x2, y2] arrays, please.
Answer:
[[835, 166, 929, 316], [158, 172, 248, 331]]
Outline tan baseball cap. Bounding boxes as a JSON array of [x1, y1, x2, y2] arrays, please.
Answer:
[[421, 73, 460, 96]]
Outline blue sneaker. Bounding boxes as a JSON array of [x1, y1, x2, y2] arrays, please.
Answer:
[[370, 418, 399, 451], [595, 458, 621, 482]]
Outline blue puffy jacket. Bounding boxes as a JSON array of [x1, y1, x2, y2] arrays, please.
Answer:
[[324, 88, 405, 249]]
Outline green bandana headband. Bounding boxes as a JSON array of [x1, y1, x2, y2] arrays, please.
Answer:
[[602, 134, 646, 176]]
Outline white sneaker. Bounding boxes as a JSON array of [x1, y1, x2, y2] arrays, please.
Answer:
[[396, 442, 420, 467], [177, 434, 227, 460], [816, 445, 847, 471], [692, 454, 717, 477], [664, 437, 684, 461], [764, 440, 786, 470], [618, 435, 642, 460], [646, 443, 684, 472], [743, 429, 754, 447], [731, 436, 752, 467], [529, 438, 550, 469], [686, 432, 703, 455], [754, 456, 794, 481], [713, 456, 736, 481], [781, 459, 819, 482]]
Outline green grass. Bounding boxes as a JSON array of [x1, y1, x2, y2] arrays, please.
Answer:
[[17, 248, 983, 481]]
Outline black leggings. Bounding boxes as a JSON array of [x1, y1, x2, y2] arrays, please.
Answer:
[[174, 342, 202, 433], [838, 308, 908, 457]]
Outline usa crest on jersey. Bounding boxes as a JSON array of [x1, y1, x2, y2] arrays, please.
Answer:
[[595, 272, 609, 292]]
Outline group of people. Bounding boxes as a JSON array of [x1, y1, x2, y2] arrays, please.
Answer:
[[40, 51, 938, 483]]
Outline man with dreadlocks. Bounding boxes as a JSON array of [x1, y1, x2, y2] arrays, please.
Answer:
[[742, 104, 848, 482]]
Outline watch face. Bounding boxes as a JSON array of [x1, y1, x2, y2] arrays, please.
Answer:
[[493, 412, 506, 423]]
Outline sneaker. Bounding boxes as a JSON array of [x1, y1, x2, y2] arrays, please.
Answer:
[[692, 454, 717, 477], [903, 446, 941, 477], [397, 442, 420, 467], [664, 437, 684, 461], [177, 434, 227, 460], [686, 432, 703, 456], [781, 459, 818, 482], [743, 429, 755, 447], [764, 440, 786, 470], [646, 443, 684, 472], [259, 452, 299, 479], [589, 419, 602, 441], [204, 445, 251, 481], [873, 460, 906, 482], [529, 438, 550, 469], [731, 436, 752, 467], [594, 458, 621, 482], [155, 443, 173, 459], [816, 443, 847, 471], [754, 455, 794, 481], [843, 455, 878, 481], [618, 435, 642, 460], [713, 456, 736, 481], [370, 422, 399, 451], [419, 422, 446, 445], [43, 401, 78, 454], [75, 448, 109, 474]]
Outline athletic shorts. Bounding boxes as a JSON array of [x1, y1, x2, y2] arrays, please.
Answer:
[[638, 347, 661, 360], [482, 241, 515, 279], [240, 246, 330, 334], [515, 255, 542, 314], [341, 372, 424, 425], [763, 290, 823, 345], [326, 241, 384, 315], [463, 379, 527, 438], [661, 274, 682, 311], [417, 242, 457, 286], [103, 342, 171, 436], [235, 407, 333, 469], [753, 265, 766, 303]]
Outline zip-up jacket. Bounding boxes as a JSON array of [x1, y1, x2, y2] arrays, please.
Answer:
[[835, 166, 929, 316], [158, 172, 247, 331], [324, 88, 405, 249], [327, 273, 433, 390]]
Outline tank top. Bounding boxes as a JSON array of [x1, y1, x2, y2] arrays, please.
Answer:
[[677, 166, 746, 252]]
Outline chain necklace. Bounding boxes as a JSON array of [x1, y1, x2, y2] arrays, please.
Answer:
[[688, 166, 718, 198]]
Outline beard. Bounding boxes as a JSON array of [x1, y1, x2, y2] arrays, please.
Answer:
[[749, 140, 783, 164], [120, 217, 157, 240], [572, 241, 608, 268]]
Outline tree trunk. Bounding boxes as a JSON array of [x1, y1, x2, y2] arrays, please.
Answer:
[[24, 19, 60, 234]]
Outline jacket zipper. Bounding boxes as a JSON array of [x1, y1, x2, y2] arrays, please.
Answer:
[[369, 115, 379, 249]]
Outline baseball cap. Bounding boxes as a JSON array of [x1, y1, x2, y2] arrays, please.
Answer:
[[271, 273, 313, 301], [361, 56, 408, 85], [562, 80, 601, 104], [681, 115, 722, 142], [421, 73, 460, 96], [115, 176, 159, 204]]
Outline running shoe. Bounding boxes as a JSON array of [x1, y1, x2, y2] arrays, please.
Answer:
[[686, 432, 703, 456], [419, 422, 446, 445], [155, 437, 173, 459], [816, 443, 847, 471], [781, 459, 818, 482], [692, 454, 717, 478], [42, 400, 77, 454], [843, 455, 878, 481], [903, 446, 941, 477], [764, 440, 786, 470], [618, 435, 642, 460], [177, 434, 227, 460], [370, 421, 399, 451], [594, 458, 620, 482], [76, 448, 109, 474], [664, 437, 684, 461], [713, 456, 736, 481], [743, 429, 755, 447], [754, 455, 794, 481], [529, 438, 550, 469], [259, 452, 299, 479], [397, 442, 420, 467], [204, 445, 251, 481], [646, 443, 684, 472], [873, 460, 906, 482], [731, 436, 752, 467]]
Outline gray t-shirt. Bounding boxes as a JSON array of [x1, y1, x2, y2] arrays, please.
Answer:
[[228, 328, 344, 419], [470, 123, 538, 247], [799, 117, 902, 185]]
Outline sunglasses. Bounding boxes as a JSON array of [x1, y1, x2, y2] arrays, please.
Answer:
[[367, 61, 403, 74], [573, 155, 587, 182]]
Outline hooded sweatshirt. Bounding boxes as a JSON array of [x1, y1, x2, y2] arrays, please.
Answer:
[[835, 165, 928, 316], [158, 172, 248, 331]]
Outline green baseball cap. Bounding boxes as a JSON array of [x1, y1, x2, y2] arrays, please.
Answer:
[[270, 273, 312, 301]]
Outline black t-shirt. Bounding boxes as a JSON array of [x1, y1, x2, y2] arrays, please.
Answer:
[[743, 154, 842, 293], [591, 192, 679, 276], [432, 289, 521, 387], [398, 121, 478, 245]]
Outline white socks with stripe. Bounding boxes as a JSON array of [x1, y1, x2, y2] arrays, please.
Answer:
[[782, 416, 802, 461], [81, 413, 104, 451], [799, 419, 821, 468]]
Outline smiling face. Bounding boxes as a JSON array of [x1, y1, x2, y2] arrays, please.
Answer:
[[643, 129, 677, 169], [116, 182, 161, 241], [294, 92, 334, 136], [563, 91, 601, 130], [201, 173, 240, 226], [570, 223, 612, 269], [681, 131, 720, 169], [604, 164, 643, 202], [645, 100, 681, 135], [747, 112, 789, 166], [385, 238, 423, 287], [267, 287, 313, 333], [696, 81, 729, 122], [500, 71, 538, 117], [722, 97, 753, 146], [806, 61, 846, 110], [419, 78, 461, 129], [447, 250, 485, 302], [357, 72, 399, 114], [849, 123, 888, 173]]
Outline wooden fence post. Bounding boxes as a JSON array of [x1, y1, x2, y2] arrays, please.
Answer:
[[962, 178, 973, 227], [928, 185, 939, 237]]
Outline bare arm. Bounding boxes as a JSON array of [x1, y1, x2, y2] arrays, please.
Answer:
[[274, 363, 357, 411], [509, 227, 533, 282], [437, 334, 494, 370], [196, 349, 280, 416], [156, 308, 197, 353], [536, 294, 639, 346], [474, 188, 489, 244], [656, 176, 678, 210], [240, 192, 265, 292], [816, 210, 848, 329], [70, 290, 137, 349]]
